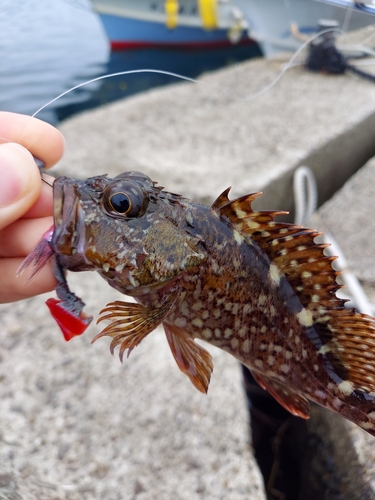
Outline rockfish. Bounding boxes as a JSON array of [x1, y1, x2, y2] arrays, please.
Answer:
[[22, 171, 375, 436]]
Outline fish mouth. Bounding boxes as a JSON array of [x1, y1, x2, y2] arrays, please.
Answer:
[[51, 178, 91, 271]]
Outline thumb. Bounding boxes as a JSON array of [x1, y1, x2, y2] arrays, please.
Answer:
[[0, 143, 41, 231]]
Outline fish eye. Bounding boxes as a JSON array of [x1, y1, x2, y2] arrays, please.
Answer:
[[109, 192, 131, 214], [102, 181, 148, 218]]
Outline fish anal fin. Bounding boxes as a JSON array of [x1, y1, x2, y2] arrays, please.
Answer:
[[93, 295, 176, 361], [251, 370, 310, 419], [164, 323, 213, 394]]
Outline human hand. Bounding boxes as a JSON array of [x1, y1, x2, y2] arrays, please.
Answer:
[[0, 111, 64, 302]]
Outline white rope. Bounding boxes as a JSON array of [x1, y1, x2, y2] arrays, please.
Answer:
[[293, 166, 318, 226], [293, 166, 374, 316]]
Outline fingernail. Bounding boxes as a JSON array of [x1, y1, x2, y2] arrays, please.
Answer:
[[0, 143, 33, 207]]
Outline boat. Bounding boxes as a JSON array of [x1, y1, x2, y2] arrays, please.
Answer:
[[91, 0, 375, 56], [90, 0, 251, 50]]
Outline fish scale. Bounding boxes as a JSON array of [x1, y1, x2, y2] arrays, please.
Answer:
[[22, 170, 375, 436]]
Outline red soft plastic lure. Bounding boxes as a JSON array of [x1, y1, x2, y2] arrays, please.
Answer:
[[46, 298, 92, 341]]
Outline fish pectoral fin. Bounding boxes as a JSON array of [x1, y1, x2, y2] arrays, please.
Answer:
[[93, 296, 176, 361], [163, 323, 213, 394], [251, 370, 310, 419]]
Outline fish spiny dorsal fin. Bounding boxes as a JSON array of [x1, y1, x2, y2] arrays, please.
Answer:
[[211, 187, 232, 210], [214, 191, 345, 313]]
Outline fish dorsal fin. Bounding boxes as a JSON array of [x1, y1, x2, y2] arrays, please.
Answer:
[[163, 323, 213, 393], [251, 370, 310, 419], [321, 312, 375, 393], [214, 192, 375, 398], [211, 187, 231, 210], [212, 191, 345, 314], [93, 293, 177, 361]]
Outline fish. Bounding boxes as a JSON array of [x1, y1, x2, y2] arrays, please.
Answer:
[[22, 170, 375, 436]]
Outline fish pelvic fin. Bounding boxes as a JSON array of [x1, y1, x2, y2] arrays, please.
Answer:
[[163, 323, 213, 394], [251, 370, 310, 419], [93, 294, 177, 361]]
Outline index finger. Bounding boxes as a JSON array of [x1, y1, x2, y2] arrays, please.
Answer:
[[0, 111, 65, 168]]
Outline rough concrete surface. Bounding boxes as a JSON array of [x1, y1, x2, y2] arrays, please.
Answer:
[[311, 156, 375, 282], [2, 28, 375, 499], [0, 273, 264, 500]]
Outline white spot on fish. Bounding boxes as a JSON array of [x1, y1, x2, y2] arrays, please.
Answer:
[[318, 344, 331, 355], [224, 328, 233, 338], [235, 208, 247, 219], [202, 310, 210, 320], [314, 389, 327, 400], [213, 308, 221, 319], [175, 317, 187, 328], [269, 263, 281, 285], [268, 355, 275, 366], [186, 211, 194, 226], [360, 422, 374, 430], [115, 263, 125, 273], [202, 328, 212, 339], [242, 339, 250, 353], [246, 220, 260, 230], [192, 317, 203, 328], [296, 308, 314, 327], [233, 229, 244, 245], [238, 325, 247, 337], [280, 364, 290, 373], [338, 380, 354, 396], [231, 338, 239, 350], [243, 304, 251, 315]]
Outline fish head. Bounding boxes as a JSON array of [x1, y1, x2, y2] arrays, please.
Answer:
[[51, 171, 205, 296]]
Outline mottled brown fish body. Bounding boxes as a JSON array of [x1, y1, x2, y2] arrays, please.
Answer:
[[51, 171, 375, 436]]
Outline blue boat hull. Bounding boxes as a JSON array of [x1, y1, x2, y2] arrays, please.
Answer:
[[99, 13, 251, 50]]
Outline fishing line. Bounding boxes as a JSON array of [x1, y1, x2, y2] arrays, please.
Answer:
[[341, 0, 355, 35], [2, 23, 374, 176], [29, 25, 343, 125]]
